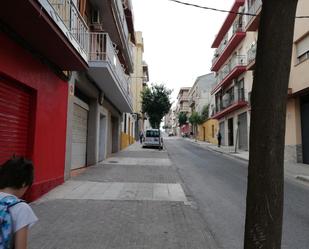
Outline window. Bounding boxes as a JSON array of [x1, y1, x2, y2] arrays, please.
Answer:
[[236, 79, 245, 101], [296, 35, 309, 63], [146, 130, 160, 137]]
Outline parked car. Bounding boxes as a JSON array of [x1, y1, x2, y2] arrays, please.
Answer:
[[168, 131, 174, 137], [142, 129, 163, 149]]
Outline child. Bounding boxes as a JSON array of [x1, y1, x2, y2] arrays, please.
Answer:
[[0, 157, 38, 249]]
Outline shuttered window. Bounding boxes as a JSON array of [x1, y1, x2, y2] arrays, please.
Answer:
[[0, 78, 32, 164], [296, 35, 309, 63]]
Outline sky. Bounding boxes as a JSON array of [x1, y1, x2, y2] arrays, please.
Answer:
[[131, 0, 235, 103]]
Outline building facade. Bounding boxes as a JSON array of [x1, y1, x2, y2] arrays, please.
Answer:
[[64, 0, 136, 178], [174, 87, 191, 136], [0, 0, 89, 200], [210, 0, 257, 151], [187, 73, 218, 143], [285, 0, 309, 163], [0, 0, 138, 200], [188, 73, 216, 114], [211, 0, 309, 164]]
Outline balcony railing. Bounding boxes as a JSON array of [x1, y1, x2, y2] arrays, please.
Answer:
[[245, 0, 262, 28], [247, 43, 257, 65], [89, 32, 132, 100], [49, 0, 88, 54], [114, 0, 133, 63], [115, 0, 129, 41], [179, 96, 189, 103], [217, 55, 247, 84], [215, 90, 248, 114], [212, 21, 245, 67]]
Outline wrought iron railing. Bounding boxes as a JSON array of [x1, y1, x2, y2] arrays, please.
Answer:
[[212, 20, 244, 66], [89, 32, 132, 103], [245, 0, 262, 27], [48, 0, 88, 54], [216, 55, 247, 84], [247, 43, 257, 65], [215, 89, 248, 113]]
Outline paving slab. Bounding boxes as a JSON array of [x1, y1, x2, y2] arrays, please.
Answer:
[[103, 157, 172, 166], [73, 164, 181, 183], [116, 150, 169, 158], [29, 200, 218, 249], [37, 181, 187, 202]]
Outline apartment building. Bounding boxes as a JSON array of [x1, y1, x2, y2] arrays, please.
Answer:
[[121, 31, 149, 149], [285, 0, 309, 163], [210, 0, 258, 151], [188, 73, 216, 114], [0, 0, 89, 200], [63, 0, 136, 178], [187, 73, 218, 143], [211, 0, 309, 164], [0, 0, 136, 200], [175, 87, 191, 136]]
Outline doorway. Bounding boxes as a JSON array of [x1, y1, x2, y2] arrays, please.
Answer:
[[99, 114, 106, 161], [301, 94, 309, 164], [228, 118, 234, 146]]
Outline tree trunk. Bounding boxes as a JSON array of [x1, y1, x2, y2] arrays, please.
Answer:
[[244, 0, 298, 248]]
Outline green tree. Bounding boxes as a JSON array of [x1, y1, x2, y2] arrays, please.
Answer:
[[201, 104, 209, 121], [178, 112, 187, 126], [141, 84, 172, 129], [189, 111, 203, 139], [244, 0, 299, 248]]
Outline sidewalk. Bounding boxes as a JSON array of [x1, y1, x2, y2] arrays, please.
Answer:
[[186, 138, 309, 184], [29, 143, 218, 249]]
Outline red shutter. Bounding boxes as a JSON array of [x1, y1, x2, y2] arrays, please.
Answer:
[[0, 78, 32, 164]]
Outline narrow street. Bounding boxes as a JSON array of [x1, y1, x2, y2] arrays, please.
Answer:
[[29, 143, 218, 249], [165, 137, 309, 249], [28, 138, 309, 249]]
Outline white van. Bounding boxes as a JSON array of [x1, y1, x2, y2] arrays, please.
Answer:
[[142, 129, 163, 149]]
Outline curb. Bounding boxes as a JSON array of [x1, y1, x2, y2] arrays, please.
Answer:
[[188, 139, 249, 163], [186, 138, 309, 185], [296, 175, 309, 184]]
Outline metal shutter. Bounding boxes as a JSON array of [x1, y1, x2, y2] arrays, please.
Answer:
[[71, 100, 89, 169], [0, 78, 32, 164]]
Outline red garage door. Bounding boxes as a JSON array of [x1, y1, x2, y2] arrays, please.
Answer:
[[0, 77, 32, 164]]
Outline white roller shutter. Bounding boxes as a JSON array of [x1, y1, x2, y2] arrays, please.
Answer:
[[71, 98, 89, 169], [296, 35, 309, 57]]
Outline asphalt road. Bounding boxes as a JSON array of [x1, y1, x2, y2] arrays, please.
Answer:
[[165, 137, 309, 249]]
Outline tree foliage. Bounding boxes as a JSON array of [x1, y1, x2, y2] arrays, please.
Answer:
[[201, 104, 209, 121], [178, 112, 188, 126], [188, 111, 203, 126], [141, 84, 172, 129]]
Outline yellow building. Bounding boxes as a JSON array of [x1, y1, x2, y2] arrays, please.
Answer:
[[121, 31, 149, 149], [197, 119, 219, 144]]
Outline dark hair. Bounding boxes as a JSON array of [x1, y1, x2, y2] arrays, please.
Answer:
[[0, 157, 34, 189]]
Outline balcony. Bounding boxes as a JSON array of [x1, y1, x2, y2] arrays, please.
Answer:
[[0, 0, 88, 70], [245, 0, 262, 31], [211, 0, 245, 48], [247, 43, 257, 70], [91, 0, 134, 73], [212, 92, 248, 119], [188, 97, 195, 108], [211, 55, 247, 94], [211, 23, 246, 72], [88, 32, 132, 112], [179, 96, 189, 103]]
